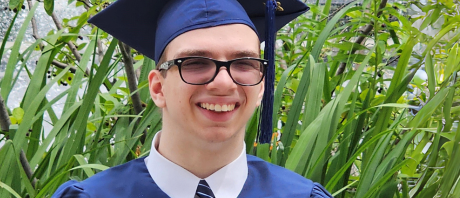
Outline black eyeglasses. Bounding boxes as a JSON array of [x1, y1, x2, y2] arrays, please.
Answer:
[[158, 56, 268, 86]]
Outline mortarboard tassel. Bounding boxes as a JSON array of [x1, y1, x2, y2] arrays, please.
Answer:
[[258, 0, 277, 144]]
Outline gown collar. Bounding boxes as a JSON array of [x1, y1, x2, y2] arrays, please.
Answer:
[[145, 132, 248, 198]]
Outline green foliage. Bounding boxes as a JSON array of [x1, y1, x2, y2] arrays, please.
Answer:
[[262, 0, 460, 197], [43, 0, 54, 15], [0, 0, 460, 197]]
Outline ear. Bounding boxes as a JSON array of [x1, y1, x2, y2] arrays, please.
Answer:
[[256, 79, 264, 106], [148, 70, 166, 108]]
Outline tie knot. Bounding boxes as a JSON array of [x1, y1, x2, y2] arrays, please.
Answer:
[[196, 180, 215, 198]]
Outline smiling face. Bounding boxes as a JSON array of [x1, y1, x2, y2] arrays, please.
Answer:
[[148, 24, 264, 145]]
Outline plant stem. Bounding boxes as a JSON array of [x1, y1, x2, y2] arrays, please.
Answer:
[[77, 0, 92, 10], [78, 0, 105, 63], [0, 95, 37, 188], [50, 13, 82, 62], [118, 42, 143, 115], [20, 149, 38, 188], [51, 60, 77, 73], [335, 0, 388, 76], [27, 0, 44, 50], [118, 42, 146, 143], [27, 0, 90, 76], [0, 95, 11, 133]]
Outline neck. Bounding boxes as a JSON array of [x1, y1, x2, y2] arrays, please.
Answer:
[[157, 128, 244, 179]]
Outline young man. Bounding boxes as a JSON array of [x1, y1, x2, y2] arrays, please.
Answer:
[[53, 0, 333, 197]]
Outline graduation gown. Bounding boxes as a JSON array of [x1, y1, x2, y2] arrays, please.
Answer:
[[52, 155, 333, 198]]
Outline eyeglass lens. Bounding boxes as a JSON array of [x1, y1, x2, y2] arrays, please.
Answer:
[[180, 58, 264, 85]]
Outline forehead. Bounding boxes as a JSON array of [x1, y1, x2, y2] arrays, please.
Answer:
[[162, 24, 260, 60]]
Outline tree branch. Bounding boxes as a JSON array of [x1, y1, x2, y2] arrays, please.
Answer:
[[77, 0, 92, 10], [96, 38, 105, 63], [335, 0, 388, 76], [118, 42, 146, 143], [50, 12, 82, 62], [0, 95, 37, 188], [51, 60, 77, 73], [9, 2, 40, 187], [28, 0, 91, 76], [77, 0, 105, 63], [118, 42, 144, 115], [20, 149, 38, 188], [27, 0, 44, 50], [320, 0, 358, 22], [0, 95, 11, 133]]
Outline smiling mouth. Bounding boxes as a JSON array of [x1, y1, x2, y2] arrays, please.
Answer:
[[199, 103, 237, 112]]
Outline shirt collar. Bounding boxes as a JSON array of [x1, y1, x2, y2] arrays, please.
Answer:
[[145, 132, 248, 198]]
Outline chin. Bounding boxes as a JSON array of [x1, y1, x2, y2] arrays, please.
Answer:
[[199, 127, 242, 144]]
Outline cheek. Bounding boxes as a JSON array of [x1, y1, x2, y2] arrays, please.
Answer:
[[246, 86, 263, 102], [164, 82, 194, 107]]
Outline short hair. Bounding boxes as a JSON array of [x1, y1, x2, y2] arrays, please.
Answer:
[[156, 53, 168, 77]]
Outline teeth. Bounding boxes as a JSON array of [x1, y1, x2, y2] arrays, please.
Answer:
[[200, 103, 236, 112], [215, 104, 222, 112]]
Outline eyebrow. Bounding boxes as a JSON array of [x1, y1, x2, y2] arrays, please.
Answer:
[[174, 49, 260, 59], [174, 49, 210, 58], [230, 51, 260, 58]]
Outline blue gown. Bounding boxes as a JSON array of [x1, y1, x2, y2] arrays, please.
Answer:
[[53, 155, 333, 197]]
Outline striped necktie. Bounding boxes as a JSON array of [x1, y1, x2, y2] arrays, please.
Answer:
[[195, 180, 215, 198]]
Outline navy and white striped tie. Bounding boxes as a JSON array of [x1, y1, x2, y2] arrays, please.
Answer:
[[195, 180, 215, 198]]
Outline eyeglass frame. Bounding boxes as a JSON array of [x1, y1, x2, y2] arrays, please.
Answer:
[[157, 56, 268, 86]]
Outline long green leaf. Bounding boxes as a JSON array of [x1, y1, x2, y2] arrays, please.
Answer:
[[69, 164, 110, 172], [325, 129, 395, 190], [44, 0, 54, 15], [286, 45, 375, 176], [139, 57, 155, 102], [280, 3, 357, 165], [302, 63, 325, 130], [273, 64, 296, 129], [4, 65, 70, 195], [421, 22, 458, 58], [29, 103, 82, 170], [425, 52, 436, 100], [1, 2, 38, 101], [439, 113, 460, 198], [58, 38, 118, 168], [0, 181, 21, 198], [0, 7, 19, 66], [362, 158, 413, 198], [308, 46, 375, 183], [360, 35, 421, 188], [64, 39, 96, 111], [280, 55, 312, 155], [245, 109, 259, 154], [0, 140, 16, 198], [407, 88, 450, 128], [325, 85, 359, 189], [10, 145, 35, 198]]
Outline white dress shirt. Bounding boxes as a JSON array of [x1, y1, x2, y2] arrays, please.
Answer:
[[145, 132, 248, 198]]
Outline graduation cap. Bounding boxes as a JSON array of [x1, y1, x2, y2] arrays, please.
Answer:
[[88, 0, 309, 144]]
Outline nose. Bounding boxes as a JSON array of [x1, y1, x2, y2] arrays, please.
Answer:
[[206, 68, 237, 93]]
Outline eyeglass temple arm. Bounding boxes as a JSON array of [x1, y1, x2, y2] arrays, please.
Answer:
[[158, 60, 175, 70]]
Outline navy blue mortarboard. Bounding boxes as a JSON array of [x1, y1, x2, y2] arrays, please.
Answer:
[[88, 0, 309, 144]]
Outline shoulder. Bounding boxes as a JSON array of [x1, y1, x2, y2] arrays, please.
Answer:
[[242, 155, 333, 198], [52, 180, 90, 198], [52, 158, 167, 198]]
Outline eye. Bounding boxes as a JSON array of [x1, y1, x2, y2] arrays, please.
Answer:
[[181, 58, 214, 72], [232, 60, 261, 71], [182, 59, 210, 66]]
